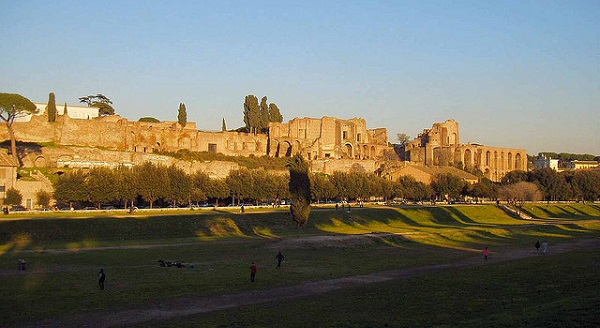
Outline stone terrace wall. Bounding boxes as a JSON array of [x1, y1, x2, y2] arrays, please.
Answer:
[[2, 114, 266, 157]]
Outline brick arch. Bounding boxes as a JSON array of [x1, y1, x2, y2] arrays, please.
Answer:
[[464, 149, 472, 170], [515, 153, 523, 170], [34, 156, 47, 168], [278, 140, 292, 157], [344, 143, 354, 159]]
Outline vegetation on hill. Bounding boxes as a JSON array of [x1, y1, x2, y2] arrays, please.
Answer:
[[157, 149, 290, 170]]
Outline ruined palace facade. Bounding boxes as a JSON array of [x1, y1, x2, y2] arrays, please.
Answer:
[[6, 114, 268, 157], [268, 117, 392, 160], [405, 119, 527, 182], [2, 113, 391, 167]]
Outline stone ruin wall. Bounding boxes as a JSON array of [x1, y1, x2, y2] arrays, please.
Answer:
[[268, 116, 392, 160], [3, 114, 267, 157], [405, 119, 527, 182]]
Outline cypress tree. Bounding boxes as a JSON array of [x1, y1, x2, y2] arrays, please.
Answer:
[[268, 103, 284, 123], [288, 154, 312, 231], [63, 103, 68, 116], [178, 103, 187, 128], [222, 118, 227, 131], [259, 96, 269, 132], [243, 95, 260, 134], [47, 93, 57, 122]]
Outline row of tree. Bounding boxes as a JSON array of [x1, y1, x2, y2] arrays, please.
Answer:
[[50, 162, 438, 209], [537, 152, 600, 163], [24, 164, 600, 212], [433, 168, 600, 203], [243, 95, 283, 134]]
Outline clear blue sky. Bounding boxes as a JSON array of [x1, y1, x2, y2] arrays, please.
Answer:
[[1, 0, 599, 155]]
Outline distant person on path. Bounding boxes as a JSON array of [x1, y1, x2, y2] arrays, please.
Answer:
[[98, 269, 106, 290], [483, 247, 489, 261], [276, 251, 285, 268], [542, 241, 548, 254], [250, 262, 257, 282], [535, 240, 540, 254], [18, 259, 27, 270]]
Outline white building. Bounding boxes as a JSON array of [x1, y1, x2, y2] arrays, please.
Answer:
[[535, 154, 559, 171], [14, 102, 100, 122]]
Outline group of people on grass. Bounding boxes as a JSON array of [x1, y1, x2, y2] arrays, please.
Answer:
[[94, 251, 286, 289], [482, 240, 549, 262]]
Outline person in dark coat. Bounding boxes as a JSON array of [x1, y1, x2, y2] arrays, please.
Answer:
[[98, 269, 106, 290], [250, 262, 257, 282], [276, 251, 285, 268]]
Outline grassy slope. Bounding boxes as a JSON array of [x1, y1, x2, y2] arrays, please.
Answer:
[[0, 204, 598, 326]]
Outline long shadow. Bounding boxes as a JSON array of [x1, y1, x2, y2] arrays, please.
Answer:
[[566, 205, 598, 218], [444, 207, 481, 226]]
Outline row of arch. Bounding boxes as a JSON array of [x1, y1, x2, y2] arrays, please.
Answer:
[[270, 139, 378, 160], [463, 148, 525, 173]]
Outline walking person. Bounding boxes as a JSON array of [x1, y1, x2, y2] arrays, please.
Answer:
[[249, 262, 257, 282], [98, 269, 106, 290], [276, 251, 285, 268], [542, 240, 548, 255], [535, 240, 540, 254], [483, 247, 489, 261]]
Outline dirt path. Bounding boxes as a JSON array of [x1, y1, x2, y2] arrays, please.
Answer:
[[24, 237, 600, 328]]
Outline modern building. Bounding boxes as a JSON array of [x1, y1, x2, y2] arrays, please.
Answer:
[[14, 102, 100, 122], [568, 160, 599, 170]]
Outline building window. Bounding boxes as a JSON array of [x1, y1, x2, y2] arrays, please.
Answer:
[[208, 143, 217, 153], [343, 131, 348, 139], [357, 133, 361, 142]]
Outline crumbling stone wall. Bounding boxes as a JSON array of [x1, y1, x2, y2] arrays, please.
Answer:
[[268, 116, 392, 160], [405, 119, 527, 182]]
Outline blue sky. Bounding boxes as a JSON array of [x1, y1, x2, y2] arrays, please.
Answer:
[[1, 0, 599, 155]]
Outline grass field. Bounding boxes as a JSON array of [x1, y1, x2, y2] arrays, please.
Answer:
[[1, 203, 599, 327]]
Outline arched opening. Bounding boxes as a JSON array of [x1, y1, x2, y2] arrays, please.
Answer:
[[295, 140, 302, 156], [508, 153, 513, 170], [493, 151, 498, 169], [515, 153, 523, 170], [485, 151, 491, 166], [464, 149, 472, 170], [34, 156, 47, 168], [278, 141, 292, 157], [344, 143, 353, 159]]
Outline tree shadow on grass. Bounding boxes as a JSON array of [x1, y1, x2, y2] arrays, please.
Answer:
[[566, 205, 598, 218]]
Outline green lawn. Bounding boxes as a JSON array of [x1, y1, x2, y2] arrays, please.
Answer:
[[0, 204, 598, 327], [145, 250, 600, 328]]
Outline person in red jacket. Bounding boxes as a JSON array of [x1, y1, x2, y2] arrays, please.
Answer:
[[250, 262, 257, 282], [483, 247, 489, 261]]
